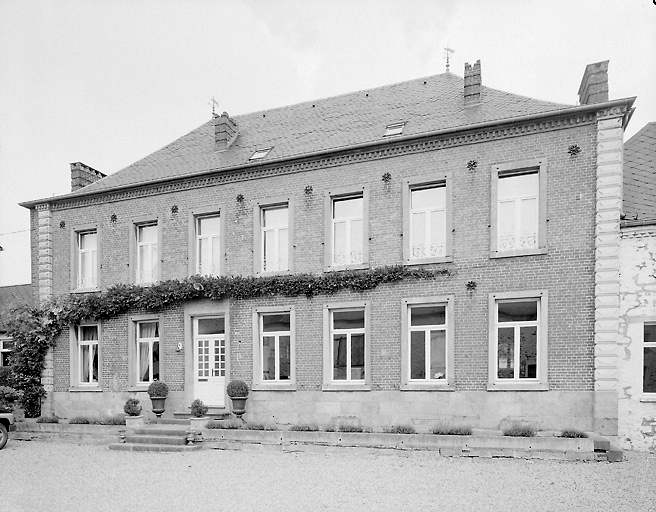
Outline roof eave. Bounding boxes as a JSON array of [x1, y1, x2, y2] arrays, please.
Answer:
[[20, 97, 636, 209]]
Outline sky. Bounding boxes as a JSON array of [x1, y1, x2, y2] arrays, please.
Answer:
[[0, 0, 654, 286]]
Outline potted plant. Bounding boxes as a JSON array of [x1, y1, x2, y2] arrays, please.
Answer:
[[226, 379, 249, 418], [123, 397, 144, 429], [147, 380, 169, 418], [189, 398, 209, 430]]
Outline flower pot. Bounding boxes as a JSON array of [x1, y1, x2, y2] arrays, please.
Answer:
[[125, 415, 144, 429], [150, 396, 166, 417], [229, 396, 248, 418], [190, 416, 209, 430]]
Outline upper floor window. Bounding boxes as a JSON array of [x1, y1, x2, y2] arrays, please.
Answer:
[[196, 215, 221, 276], [491, 159, 546, 258], [332, 196, 363, 266], [261, 205, 289, 273], [644, 323, 656, 394], [137, 223, 158, 284], [136, 320, 160, 384], [77, 231, 98, 289]]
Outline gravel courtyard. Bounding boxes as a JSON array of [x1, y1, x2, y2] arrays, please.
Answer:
[[2, 440, 655, 511]]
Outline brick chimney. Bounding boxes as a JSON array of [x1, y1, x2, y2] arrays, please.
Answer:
[[578, 61, 609, 105], [215, 111, 238, 151], [70, 162, 106, 192], [464, 60, 482, 106]]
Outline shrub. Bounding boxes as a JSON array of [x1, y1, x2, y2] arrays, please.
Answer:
[[206, 418, 242, 430], [0, 366, 13, 387], [560, 428, 588, 438], [226, 380, 249, 398], [338, 424, 364, 433], [290, 423, 319, 432], [502, 423, 536, 437], [147, 380, 169, 398], [123, 397, 142, 416], [385, 425, 416, 434], [430, 422, 473, 436], [69, 416, 91, 424], [190, 399, 209, 418], [0, 385, 22, 411], [244, 422, 275, 431], [98, 416, 126, 426], [36, 415, 59, 423]]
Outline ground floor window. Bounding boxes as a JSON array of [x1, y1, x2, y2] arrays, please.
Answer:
[[78, 324, 99, 384], [0, 337, 13, 366], [137, 320, 160, 384], [644, 323, 656, 394]]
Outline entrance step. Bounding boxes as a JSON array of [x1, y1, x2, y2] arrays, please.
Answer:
[[109, 443, 202, 452], [173, 411, 231, 421], [109, 423, 202, 453]]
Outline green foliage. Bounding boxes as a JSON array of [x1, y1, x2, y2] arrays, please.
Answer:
[[244, 422, 275, 431], [123, 398, 142, 416], [0, 385, 22, 411], [206, 418, 242, 429], [69, 416, 91, 424], [384, 424, 416, 434], [290, 423, 319, 432], [190, 399, 209, 418], [560, 428, 587, 438], [338, 424, 364, 433], [36, 415, 59, 423], [226, 380, 249, 398], [502, 423, 537, 437], [430, 422, 473, 436], [0, 366, 13, 387], [95, 416, 126, 426], [147, 380, 169, 398]]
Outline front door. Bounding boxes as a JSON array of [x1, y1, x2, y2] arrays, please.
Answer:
[[193, 316, 226, 407]]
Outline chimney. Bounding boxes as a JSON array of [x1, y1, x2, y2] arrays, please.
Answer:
[[578, 60, 609, 105], [215, 111, 238, 151], [464, 60, 482, 106], [70, 162, 106, 192]]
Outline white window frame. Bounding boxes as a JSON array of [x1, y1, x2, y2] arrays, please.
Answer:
[[401, 296, 454, 390], [130, 217, 161, 285], [322, 301, 370, 391], [188, 207, 225, 278], [488, 291, 548, 391], [254, 199, 292, 274], [324, 186, 369, 271], [195, 214, 222, 276], [490, 159, 547, 258], [128, 315, 162, 388], [0, 337, 13, 367], [643, 322, 656, 397], [68, 323, 101, 389], [252, 306, 295, 390], [136, 223, 158, 284], [403, 173, 453, 264], [71, 224, 101, 292]]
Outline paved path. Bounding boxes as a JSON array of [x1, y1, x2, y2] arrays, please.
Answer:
[[2, 440, 655, 511]]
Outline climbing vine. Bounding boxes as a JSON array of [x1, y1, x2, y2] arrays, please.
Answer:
[[6, 265, 451, 416]]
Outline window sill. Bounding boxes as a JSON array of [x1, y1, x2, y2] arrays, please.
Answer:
[[401, 382, 454, 391], [639, 395, 656, 403], [322, 383, 370, 392], [487, 381, 549, 391], [71, 288, 101, 294], [69, 386, 102, 392], [252, 383, 296, 392], [324, 263, 370, 273], [255, 270, 292, 277], [127, 386, 149, 392], [403, 256, 453, 266], [489, 248, 547, 259]]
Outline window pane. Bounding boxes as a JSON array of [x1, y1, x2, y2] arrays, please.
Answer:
[[519, 326, 537, 379], [211, 236, 221, 273], [263, 230, 275, 271], [80, 344, 90, 382], [138, 224, 157, 243], [263, 313, 290, 332], [80, 232, 97, 250], [498, 172, 538, 200], [139, 342, 150, 382], [497, 200, 516, 251], [351, 334, 365, 380], [519, 197, 538, 249], [497, 327, 514, 379], [410, 306, 445, 326], [279, 335, 291, 380], [263, 207, 287, 228], [333, 334, 347, 380], [350, 219, 363, 262], [498, 301, 537, 322], [430, 330, 446, 379], [410, 331, 425, 379], [278, 228, 289, 270], [333, 197, 362, 220], [645, 324, 656, 343], [198, 216, 220, 236], [152, 342, 160, 381], [80, 325, 98, 341], [431, 209, 446, 257], [411, 212, 426, 258], [91, 344, 98, 383], [139, 321, 159, 339], [197, 317, 224, 335], [411, 186, 445, 210], [644, 347, 656, 393], [333, 310, 365, 329], [333, 221, 347, 264], [262, 336, 275, 380]]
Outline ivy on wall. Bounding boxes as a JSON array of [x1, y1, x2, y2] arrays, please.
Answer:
[[6, 265, 450, 416]]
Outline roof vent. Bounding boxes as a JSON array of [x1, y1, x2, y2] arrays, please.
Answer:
[[384, 122, 406, 137], [464, 60, 482, 106], [215, 112, 238, 151], [249, 148, 272, 161]]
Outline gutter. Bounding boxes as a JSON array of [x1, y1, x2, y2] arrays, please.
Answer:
[[20, 97, 636, 209]]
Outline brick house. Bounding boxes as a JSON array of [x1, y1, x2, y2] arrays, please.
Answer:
[[618, 122, 656, 450], [21, 60, 635, 434]]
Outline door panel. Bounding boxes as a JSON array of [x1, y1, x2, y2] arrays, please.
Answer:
[[193, 317, 226, 407]]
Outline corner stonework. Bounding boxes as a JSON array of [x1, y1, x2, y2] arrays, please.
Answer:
[[36, 202, 55, 416], [593, 112, 626, 434]]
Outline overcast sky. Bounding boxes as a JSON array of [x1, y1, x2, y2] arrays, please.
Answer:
[[1, 0, 654, 286]]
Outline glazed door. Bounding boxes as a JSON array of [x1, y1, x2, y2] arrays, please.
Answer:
[[193, 317, 226, 407]]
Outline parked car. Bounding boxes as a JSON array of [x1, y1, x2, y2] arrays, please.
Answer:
[[0, 408, 15, 449]]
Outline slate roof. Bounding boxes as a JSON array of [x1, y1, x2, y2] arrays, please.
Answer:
[[55, 72, 573, 199], [623, 122, 656, 223], [0, 284, 33, 332]]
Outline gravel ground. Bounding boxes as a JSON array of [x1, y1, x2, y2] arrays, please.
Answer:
[[2, 440, 655, 512]]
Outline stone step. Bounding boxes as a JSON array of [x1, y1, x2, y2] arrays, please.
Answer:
[[126, 434, 186, 445], [109, 442, 202, 452], [134, 427, 189, 436]]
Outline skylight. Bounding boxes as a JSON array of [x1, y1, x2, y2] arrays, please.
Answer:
[[384, 122, 406, 137], [249, 148, 272, 161]]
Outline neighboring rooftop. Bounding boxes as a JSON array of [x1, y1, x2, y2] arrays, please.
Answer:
[[623, 122, 656, 225], [0, 284, 33, 331]]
